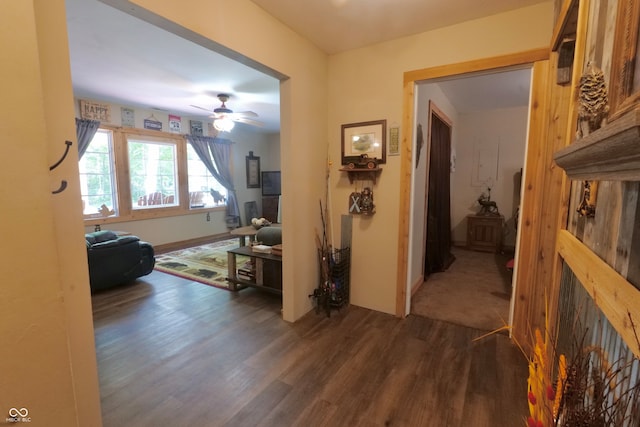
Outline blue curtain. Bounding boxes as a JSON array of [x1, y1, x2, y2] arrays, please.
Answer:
[[186, 135, 241, 228], [76, 118, 101, 158]]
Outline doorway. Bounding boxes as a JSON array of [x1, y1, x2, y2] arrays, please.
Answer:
[[398, 51, 545, 321]]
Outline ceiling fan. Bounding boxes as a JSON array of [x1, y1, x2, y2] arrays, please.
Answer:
[[190, 94, 263, 131]]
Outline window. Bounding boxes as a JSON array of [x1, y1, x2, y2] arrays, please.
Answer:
[[79, 129, 118, 218], [128, 138, 178, 209], [79, 125, 231, 225], [186, 143, 227, 209]]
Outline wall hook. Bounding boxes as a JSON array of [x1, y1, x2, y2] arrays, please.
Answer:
[[50, 140, 73, 171], [50, 140, 73, 194], [52, 180, 68, 194]]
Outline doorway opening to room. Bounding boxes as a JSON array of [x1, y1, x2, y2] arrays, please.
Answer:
[[408, 65, 533, 331]]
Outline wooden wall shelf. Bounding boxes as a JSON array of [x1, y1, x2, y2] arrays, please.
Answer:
[[554, 108, 640, 180], [339, 167, 382, 184]]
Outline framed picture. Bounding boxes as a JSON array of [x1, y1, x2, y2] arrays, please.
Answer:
[[190, 120, 203, 136], [609, 0, 640, 121], [388, 126, 400, 156], [246, 151, 261, 188], [341, 120, 387, 165]]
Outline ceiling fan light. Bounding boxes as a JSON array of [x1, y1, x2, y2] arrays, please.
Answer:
[[214, 117, 235, 132]]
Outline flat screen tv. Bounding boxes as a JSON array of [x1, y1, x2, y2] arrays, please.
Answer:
[[261, 171, 281, 196]]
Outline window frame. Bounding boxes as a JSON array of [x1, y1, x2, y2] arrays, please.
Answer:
[[83, 125, 228, 227], [79, 128, 119, 220]]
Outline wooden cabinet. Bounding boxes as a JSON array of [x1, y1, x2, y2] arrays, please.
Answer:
[[467, 214, 504, 253]]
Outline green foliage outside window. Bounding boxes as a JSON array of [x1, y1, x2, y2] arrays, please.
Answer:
[[128, 140, 178, 208], [79, 129, 117, 216]]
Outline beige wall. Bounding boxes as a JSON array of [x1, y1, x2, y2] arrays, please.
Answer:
[[1, 0, 101, 425], [135, 0, 554, 316], [328, 2, 554, 314], [127, 0, 329, 321]]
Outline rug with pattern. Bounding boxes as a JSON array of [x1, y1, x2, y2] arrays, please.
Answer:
[[154, 239, 248, 290]]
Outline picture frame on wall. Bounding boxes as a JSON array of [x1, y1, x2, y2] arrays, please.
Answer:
[[246, 151, 261, 188], [609, 0, 640, 121], [190, 120, 203, 136], [341, 120, 387, 165], [388, 126, 400, 156]]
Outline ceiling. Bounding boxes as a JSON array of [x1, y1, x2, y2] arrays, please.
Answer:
[[65, 0, 542, 133], [250, 0, 548, 55]]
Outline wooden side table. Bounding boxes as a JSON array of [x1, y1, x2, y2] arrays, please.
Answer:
[[227, 246, 282, 294], [229, 225, 259, 246], [467, 214, 504, 253]]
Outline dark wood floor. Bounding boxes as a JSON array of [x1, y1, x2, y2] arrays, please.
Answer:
[[92, 271, 528, 426]]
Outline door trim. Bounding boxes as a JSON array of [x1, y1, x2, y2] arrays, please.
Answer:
[[396, 48, 550, 317]]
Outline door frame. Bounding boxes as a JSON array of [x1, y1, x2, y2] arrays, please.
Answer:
[[395, 48, 550, 317]]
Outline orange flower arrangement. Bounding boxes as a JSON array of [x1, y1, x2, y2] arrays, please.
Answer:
[[524, 323, 640, 426]]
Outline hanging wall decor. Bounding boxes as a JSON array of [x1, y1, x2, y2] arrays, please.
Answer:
[[80, 99, 111, 122], [246, 151, 261, 188], [415, 123, 424, 168], [609, 0, 640, 122], [388, 126, 400, 156], [347, 187, 375, 216]]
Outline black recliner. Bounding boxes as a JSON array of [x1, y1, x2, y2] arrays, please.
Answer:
[[85, 231, 155, 292]]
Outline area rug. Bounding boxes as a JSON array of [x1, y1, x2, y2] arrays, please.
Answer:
[[154, 239, 248, 290]]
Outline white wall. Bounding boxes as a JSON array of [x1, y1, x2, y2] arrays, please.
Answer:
[[452, 106, 529, 249]]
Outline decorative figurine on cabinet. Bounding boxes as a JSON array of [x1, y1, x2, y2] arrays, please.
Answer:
[[477, 187, 499, 216]]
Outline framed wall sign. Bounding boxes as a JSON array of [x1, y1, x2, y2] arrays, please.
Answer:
[[341, 120, 386, 165], [246, 151, 261, 188], [190, 120, 203, 136], [80, 99, 111, 122], [388, 126, 400, 156], [609, 0, 640, 121], [168, 114, 181, 133], [121, 107, 135, 127]]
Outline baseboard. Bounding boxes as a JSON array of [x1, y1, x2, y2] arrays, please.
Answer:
[[411, 275, 425, 296], [154, 232, 232, 254]]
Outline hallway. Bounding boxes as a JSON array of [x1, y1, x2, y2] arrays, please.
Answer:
[[412, 246, 513, 332]]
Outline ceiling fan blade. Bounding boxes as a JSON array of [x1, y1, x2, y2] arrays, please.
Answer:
[[233, 110, 259, 118], [190, 104, 213, 112], [234, 117, 264, 127]]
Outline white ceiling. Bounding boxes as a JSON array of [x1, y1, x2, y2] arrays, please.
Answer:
[[65, 0, 281, 132], [65, 0, 541, 133]]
